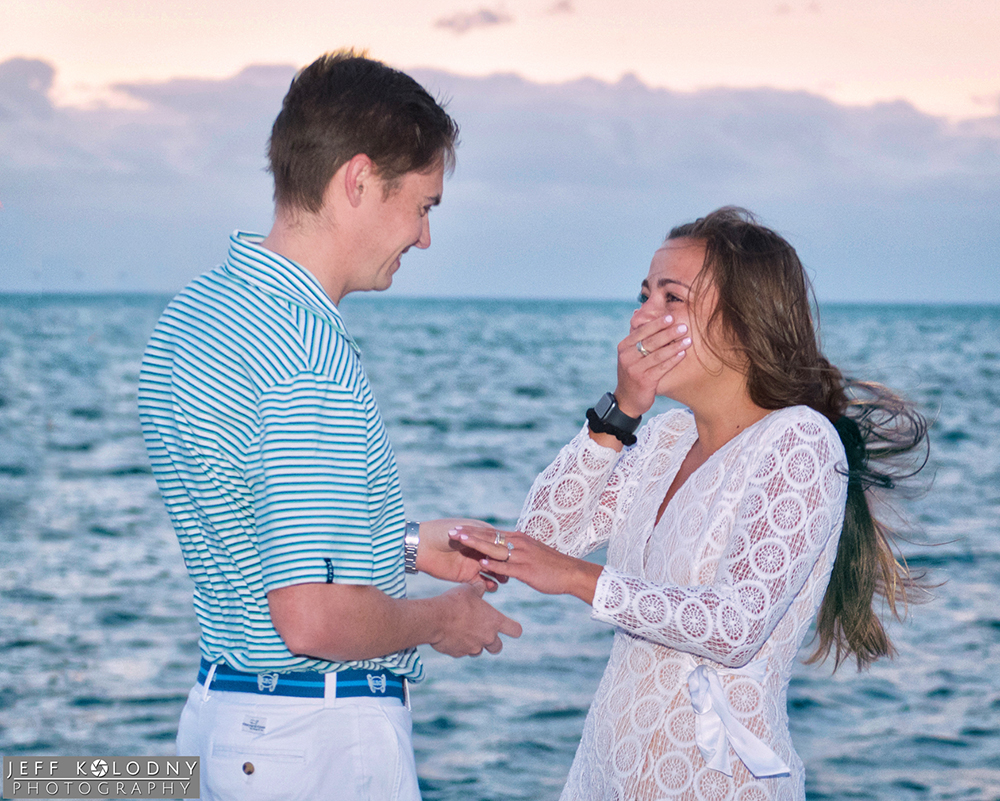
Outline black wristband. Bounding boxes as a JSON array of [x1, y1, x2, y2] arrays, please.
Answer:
[[586, 407, 638, 446]]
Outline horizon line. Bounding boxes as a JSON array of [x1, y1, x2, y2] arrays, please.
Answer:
[[1, 291, 998, 309]]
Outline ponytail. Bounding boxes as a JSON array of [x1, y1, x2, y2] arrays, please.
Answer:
[[807, 384, 929, 670], [666, 207, 930, 670]]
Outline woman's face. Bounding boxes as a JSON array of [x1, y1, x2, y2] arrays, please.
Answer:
[[632, 237, 736, 404]]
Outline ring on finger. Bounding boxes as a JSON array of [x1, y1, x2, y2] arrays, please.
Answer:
[[494, 529, 506, 547], [636, 340, 651, 357]]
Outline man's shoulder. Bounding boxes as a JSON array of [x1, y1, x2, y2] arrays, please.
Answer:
[[160, 266, 287, 344], [152, 265, 359, 390], [155, 265, 241, 328]]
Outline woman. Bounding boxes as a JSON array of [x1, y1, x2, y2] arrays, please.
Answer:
[[451, 207, 927, 800]]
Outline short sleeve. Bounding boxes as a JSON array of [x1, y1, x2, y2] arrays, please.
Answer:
[[252, 373, 378, 593]]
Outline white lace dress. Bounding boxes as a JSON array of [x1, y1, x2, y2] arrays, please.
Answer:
[[517, 406, 847, 801]]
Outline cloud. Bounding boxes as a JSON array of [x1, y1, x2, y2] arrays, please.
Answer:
[[401, 70, 1000, 302], [972, 92, 1000, 115], [0, 59, 292, 289], [1, 58, 998, 302], [434, 7, 514, 34], [0, 58, 56, 120]]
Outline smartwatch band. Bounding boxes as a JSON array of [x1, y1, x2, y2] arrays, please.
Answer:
[[587, 392, 641, 446]]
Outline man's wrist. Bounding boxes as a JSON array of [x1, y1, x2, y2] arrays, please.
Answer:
[[404, 520, 420, 574]]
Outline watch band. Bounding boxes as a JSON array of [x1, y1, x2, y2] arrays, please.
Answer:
[[593, 391, 641, 433], [587, 392, 641, 446], [404, 520, 420, 574]]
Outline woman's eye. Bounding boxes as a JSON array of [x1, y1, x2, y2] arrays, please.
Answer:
[[665, 293, 683, 303], [637, 292, 649, 305]]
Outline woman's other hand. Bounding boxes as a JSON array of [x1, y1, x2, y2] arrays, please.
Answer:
[[448, 525, 603, 605], [615, 313, 690, 418], [416, 518, 508, 590]]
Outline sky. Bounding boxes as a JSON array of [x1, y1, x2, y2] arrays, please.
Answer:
[[1, 0, 999, 301], [7, 0, 1000, 120]]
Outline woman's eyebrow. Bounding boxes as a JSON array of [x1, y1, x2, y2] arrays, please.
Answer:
[[641, 277, 690, 290]]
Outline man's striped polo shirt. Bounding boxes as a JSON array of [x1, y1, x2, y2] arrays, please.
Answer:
[[138, 230, 421, 680]]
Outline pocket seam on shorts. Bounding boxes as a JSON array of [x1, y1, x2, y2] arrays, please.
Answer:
[[211, 743, 306, 763], [376, 706, 404, 796]]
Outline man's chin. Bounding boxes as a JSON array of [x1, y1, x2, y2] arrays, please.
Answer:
[[381, 262, 402, 290]]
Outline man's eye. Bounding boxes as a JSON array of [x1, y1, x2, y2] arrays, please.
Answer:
[[637, 292, 649, 305]]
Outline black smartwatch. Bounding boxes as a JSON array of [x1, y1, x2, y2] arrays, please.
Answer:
[[586, 392, 641, 446]]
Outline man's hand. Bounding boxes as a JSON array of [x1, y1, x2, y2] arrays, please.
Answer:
[[415, 517, 507, 589], [268, 581, 521, 663], [430, 582, 522, 657]]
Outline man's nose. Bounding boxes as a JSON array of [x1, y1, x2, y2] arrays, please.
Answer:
[[415, 216, 431, 249]]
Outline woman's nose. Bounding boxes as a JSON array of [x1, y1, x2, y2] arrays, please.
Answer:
[[631, 304, 655, 329]]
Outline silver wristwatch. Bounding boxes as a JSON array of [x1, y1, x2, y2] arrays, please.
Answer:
[[404, 520, 420, 574]]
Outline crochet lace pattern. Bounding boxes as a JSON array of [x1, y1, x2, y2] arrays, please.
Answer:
[[518, 406, 847, 801]]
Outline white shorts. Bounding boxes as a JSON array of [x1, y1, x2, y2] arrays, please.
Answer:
[[176, 682, 421, 801]]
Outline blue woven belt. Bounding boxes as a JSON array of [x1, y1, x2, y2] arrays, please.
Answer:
[[198, 658, 405, 701]]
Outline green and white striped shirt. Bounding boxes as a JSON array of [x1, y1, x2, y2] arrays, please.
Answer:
[[138, 231, 421, 679]]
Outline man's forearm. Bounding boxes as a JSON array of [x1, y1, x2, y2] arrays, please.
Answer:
[[268, 583, 446, 662], [267, 579, 520, 661]]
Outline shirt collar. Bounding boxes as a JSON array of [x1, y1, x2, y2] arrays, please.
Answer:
[[222, 230, 360, 355]]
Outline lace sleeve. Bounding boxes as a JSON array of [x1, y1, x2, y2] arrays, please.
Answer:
[[591, 412, 847, 667], [517, 424, 628, 557]]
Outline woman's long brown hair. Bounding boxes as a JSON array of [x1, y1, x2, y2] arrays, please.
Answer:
[[669, 207, 928, 670]]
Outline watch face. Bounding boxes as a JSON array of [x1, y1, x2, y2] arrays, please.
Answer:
[[594, 392, 615, 418]]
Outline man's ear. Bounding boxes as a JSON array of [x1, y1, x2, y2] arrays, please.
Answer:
[[343, 153, 375, 209]]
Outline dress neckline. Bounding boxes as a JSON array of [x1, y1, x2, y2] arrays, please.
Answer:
[[651, 408, 780, 532]]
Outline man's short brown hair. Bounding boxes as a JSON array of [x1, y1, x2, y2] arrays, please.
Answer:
[[268, 50, 459, 213]]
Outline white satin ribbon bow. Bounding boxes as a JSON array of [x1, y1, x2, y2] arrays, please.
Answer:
[[686, 660, 791, 779]]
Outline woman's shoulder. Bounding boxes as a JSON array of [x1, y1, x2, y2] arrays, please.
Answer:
[[764, 404, 835, 429], [642, 407, 695, 438], [646, 406, 695, 429], [630, 407, 696, 455], [757, 405, 844, 455]]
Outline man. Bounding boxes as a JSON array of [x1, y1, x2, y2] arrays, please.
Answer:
[[138, 51, 520, 800]]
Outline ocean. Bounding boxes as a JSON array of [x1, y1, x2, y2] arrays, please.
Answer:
[[0, 295, 998, 800]]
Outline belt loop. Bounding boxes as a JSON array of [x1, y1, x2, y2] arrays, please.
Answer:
[[323, 672, 338, 708], [202, 663, 218, 702]]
